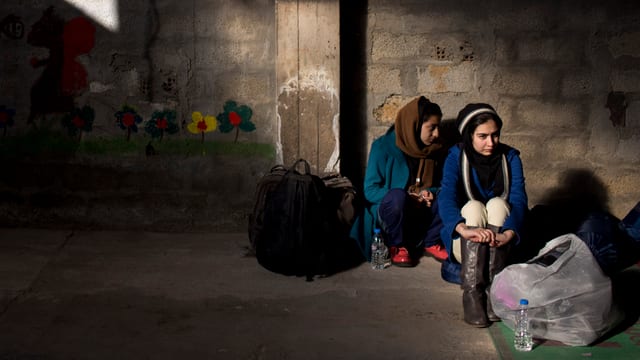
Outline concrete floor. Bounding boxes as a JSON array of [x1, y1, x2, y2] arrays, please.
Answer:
[[0, 228, 499, 359]]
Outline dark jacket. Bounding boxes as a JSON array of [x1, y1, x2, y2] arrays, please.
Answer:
[[438, 144, 528, 254], [350, 128, 441, 259]]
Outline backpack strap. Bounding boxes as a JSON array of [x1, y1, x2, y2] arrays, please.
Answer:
[[290, 158, 311, 175], [270, 164, 287, 173]]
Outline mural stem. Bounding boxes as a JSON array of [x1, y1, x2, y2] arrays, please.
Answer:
[[234, 127, 239, 143], [127, 128, 131, 141]]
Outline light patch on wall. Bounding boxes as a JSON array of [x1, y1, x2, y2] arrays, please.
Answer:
[[89, 81, 114, 93], [278, 68, 340, 172], [275, 112, 283, 165], [428, 65, 450, 93], [327, 112, 340, 172], [64, 0, 119, 31], [279, 68, 339, 105]]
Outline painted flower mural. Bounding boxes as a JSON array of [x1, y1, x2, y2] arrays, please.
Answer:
[[217, 100, 255, 143], [0, 105, 16, 137], [145, 110, 179, 141], [188, 111, 217, 143], [61, 105, 94, 139], [115, 105, 142, 141]]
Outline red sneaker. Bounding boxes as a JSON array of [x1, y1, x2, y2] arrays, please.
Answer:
[[424, 244, 448, 262], [390, 246, 414, 267]]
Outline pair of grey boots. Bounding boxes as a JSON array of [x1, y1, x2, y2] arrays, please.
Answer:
[[460, 225, 510, 328]]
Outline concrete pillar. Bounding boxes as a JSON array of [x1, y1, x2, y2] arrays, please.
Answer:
[[276, 0, 340, 174]]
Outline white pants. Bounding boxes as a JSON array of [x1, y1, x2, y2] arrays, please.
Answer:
[[451, 198, 511, 262]]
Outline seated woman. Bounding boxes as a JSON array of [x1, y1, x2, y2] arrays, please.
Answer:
[[351, 96, 449, 267], [438, 103, 528, 327]]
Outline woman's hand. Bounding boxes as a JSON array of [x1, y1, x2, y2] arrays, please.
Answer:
[[408, 190, 435, 207], [491, 230, 515, 247], [419, 190, 434, 207], [455, 223, 495, 243], [456, 223, 515, 246]]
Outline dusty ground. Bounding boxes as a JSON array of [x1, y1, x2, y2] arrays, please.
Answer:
[[0, 229, 499, 359]]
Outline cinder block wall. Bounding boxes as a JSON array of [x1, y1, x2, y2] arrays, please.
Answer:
[[2, 0, 640, 230], [366, 0, 640, 218]]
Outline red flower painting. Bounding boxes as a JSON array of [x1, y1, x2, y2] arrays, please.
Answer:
[[217, 100, 256, 143], [115, 105, 143, 141]]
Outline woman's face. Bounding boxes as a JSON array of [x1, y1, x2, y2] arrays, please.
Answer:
[[420, 115, 441, 146], [471, 119, 500, 156]]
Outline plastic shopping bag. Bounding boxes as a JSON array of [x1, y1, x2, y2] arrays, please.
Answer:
[[490, 234, 622, 346]]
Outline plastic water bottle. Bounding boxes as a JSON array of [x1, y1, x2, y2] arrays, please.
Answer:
[[514, 298, 533, 351], [371, 228, 388, 270]]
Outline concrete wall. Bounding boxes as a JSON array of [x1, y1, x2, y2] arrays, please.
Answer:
[[365, 0, 640, 218], [2, 0, 640, 230], [1, 0, 276, 143], [276, 0, 341, 174], [0, 0, 278, 231]]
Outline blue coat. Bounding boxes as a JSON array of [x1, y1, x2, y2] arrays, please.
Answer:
[[438, 144, 528, 254], [350, 128, 439, 259]]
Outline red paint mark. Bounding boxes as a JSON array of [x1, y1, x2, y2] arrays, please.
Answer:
[[122, 113, 135, 127], [594, 341, 622, 348], [538, 339, 621, 348], [229, 111, 241, 126], [625, 324, 640, 346], [0, 112, 7, 123], [72, 115, 84, 128], [61, 17, 95, 96], [537, 339, 566, 347], [197, 120, 207, 131], [157, 118, 168, 129]]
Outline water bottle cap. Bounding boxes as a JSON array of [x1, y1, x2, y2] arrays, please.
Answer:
[[519, 299, 529, 305], [374, 228, 381, 234]]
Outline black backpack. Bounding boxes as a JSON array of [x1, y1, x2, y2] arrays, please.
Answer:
[[247, 164, 287, 253], [254, 159, 335, 280]]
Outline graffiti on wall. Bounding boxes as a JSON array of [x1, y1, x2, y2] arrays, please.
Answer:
[[217, 100, 256, 143], [145, 110, 179, 141], [114, 106, 143, 141], [1, 14, 24, 39], [1, 100, 264, 158], [27, 6, 95, 124], [188, 112, 218, 144], [110, 101, 255, 146], [61, 105, 94, 140], [189, 101, 255, 145]]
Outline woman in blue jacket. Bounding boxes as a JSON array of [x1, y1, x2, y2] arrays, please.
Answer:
[[438, 103, 528, 327], [351, 96, 449, 267]]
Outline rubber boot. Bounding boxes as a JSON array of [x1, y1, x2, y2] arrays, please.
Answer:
[[461, 237, 490, 327], [486, 224, 510, 322]]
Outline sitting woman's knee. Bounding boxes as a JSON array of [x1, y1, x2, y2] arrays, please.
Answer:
[[461, 200, 487, 227], [380, 188, 408, 212], [486, 197, 511, 226]]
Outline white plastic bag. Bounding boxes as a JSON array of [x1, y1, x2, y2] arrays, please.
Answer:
[[490, 234, 622, 346]]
